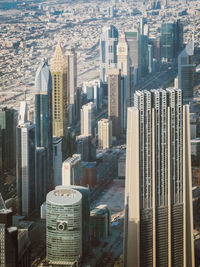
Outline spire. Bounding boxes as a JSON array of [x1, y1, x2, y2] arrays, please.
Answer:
[[50, 42, 67, 72], [35, 58, 51, 93], [119, 31, 126, 43]]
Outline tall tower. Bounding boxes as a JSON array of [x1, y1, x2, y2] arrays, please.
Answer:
[[80, 102, 96, 137], [17, 102, 36, 216], [98, 118, 112, 149], [66, 47, 77, 123], [35, 58, 53, 189], [0, 106, 18, 173], [178, 38, 195, 101], [50, 42, 68, 156], [124, 88, 195, 267], [108, 69, 121, 140], [100, 25, 118, 82], [117, 32, 130, 130]]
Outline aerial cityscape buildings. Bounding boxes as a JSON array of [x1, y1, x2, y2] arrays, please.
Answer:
[[0, 0, 200, 265]]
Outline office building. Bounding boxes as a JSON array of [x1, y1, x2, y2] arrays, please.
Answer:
[[35, 147, 47, 208], [0, 197, 18, 267], [81, 102, 96, 137], [46, 187, 82, 265], [90, 204, 110, 242], [52, 137, 62, 187], [62, 154, 82, 186], [66, 47, 77, 123], [16, 102, 36, 216], [76, 135, 96, 162], [35, 58, 53, 191], [124, 88, 195, 267], [50, 42, 68, 155], [82, 80, 103, 111], [98, 119, 112, 149], [178, 38, 195, 100], [161, 20, 183, 60], [56, 185, 90, 256], [108, 69, 121, 140], [117, 32, 130, 129], [0, 106, 18, 173], [125, 30, 140, 84], [82, 161, 97, 189], [100, 25, 118, 82]]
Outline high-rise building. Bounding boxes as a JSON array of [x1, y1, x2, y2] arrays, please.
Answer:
[[161, 20, 183, 60], [124, 88, 195, 267], [46, 187, 82, 265], [50, 42, 68, 156], [52, 137, 62, 187], [0, 106, 18, 173], [81, 102, 96, 137], [35, 58, 53, 192], [108, 69, 121, 140], [82, 80, 103, 111], [0, 196, 18, 267], [62, 154, 82, 186], [100, 25, 118, 82], [117, 32, 130, 129], [178, 38, 195, 101], [125, 30, 140, 84], [76, 135, 96, 162], [98, 119, 112, 149], [55, 185, 90, 256], [16, 102, 36, 216], [66, 47, 77, 123]]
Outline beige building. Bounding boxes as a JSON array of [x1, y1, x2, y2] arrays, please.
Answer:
[[98, 119, 112, 149], [50, 42, 68, 139], [124, 88, 195, 267], [81, 102, 95, 137], [62, 154, 82, 186]]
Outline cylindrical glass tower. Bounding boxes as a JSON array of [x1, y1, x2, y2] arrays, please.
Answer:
[[46, 188, 82, 265]]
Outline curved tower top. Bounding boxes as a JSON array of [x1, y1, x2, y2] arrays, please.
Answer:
[[47, 188, 82, 206], [50, 42, 67, 72], [35, 59, 52, 93]]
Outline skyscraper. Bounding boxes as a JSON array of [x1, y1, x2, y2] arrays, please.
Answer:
[[16, 102, 36, 216], [66, 47, 77, 123], [98, 119, 112, 149], [108, 69, 121, 140], [100, 25, 118, 82], [125, 30, 140, 85], [62, 154, 82, 186], [161, 20, 183, 61], [35, 58, 53, 191], [117, 32, 130, 129], [80, 102, 96, 137], [46, 187, 82, 265], [0, 106, 18, 173], [52, 137, 62, 187], [50, 42, 68, 155], [178, 38, 195, 101], [124, 88, 194, 267]]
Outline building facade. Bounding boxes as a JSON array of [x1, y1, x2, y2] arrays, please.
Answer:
[[46, 188, 82, 265], [100, 25, 118, 82], [62, 154, 82, 186], [80, 102, 96, 137], [98, 119, 112, 149], [124, 88, 195, 267], [108, 69, 121, 140]]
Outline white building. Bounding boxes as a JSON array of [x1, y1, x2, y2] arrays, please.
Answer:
[[81, 102, 95, 136], [98, 119, 112, 149], [62, 154, 82, 186]]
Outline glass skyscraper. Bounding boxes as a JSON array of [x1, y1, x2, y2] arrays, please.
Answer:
[[100, 25, 118, 82], [124, 88, 194, 267]]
